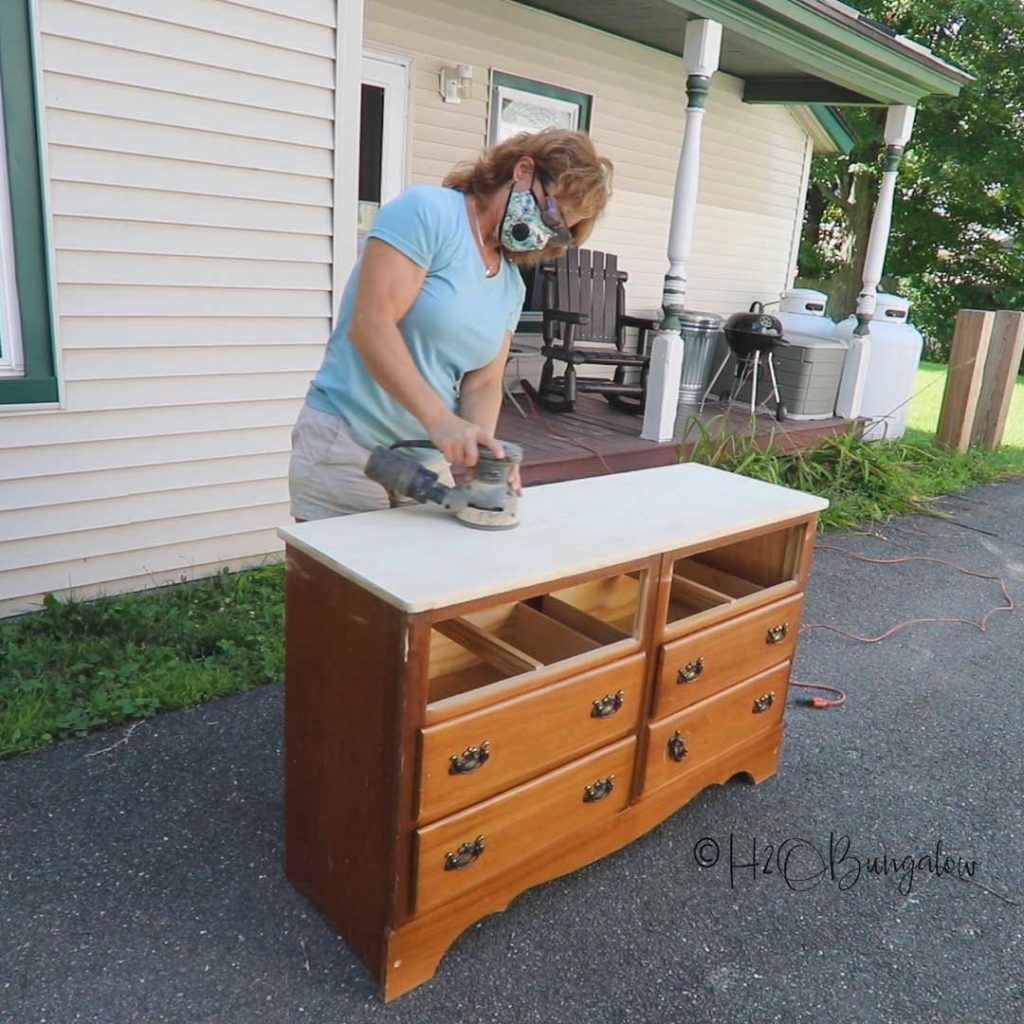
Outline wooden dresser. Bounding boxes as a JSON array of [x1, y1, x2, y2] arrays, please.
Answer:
[[278, 463, 827, 1000]]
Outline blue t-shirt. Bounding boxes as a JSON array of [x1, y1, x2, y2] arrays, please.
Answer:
[[306, 184, 526, 451]]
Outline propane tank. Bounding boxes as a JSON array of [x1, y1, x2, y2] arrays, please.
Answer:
[[777, 288, 837, 341], [835, 294, 923, 441]]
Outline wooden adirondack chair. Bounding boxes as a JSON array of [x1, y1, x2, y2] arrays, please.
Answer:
[[521, 249, 659, 413]]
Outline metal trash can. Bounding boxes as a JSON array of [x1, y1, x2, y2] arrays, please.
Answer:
[[678, 311, 725, 405]]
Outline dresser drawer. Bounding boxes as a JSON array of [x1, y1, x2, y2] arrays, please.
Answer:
[[654, 594, 801, 717], [643, 663, 789, 794], [414, 737, 635, 914], [417, 655, 644, 824]]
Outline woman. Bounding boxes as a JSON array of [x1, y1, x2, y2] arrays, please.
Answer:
[[289, 128, 613, 521]]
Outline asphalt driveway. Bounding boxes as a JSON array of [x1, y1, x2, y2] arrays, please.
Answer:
[[2, 478, 1022, 1024]]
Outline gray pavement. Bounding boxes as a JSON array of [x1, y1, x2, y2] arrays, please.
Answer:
[[2, 478, 1023, 1024]]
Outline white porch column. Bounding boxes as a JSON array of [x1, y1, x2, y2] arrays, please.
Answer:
[[854, 104, 916, 335], [641, 19, 723, 442]]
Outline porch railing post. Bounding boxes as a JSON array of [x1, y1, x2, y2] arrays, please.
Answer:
[[641, 18, 722, 442], [854, 104, 916, 337]]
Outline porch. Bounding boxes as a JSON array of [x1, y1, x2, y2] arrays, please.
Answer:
[[501, 391, 857, 485]]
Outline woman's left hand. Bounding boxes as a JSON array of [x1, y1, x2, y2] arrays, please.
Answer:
[[507, 464, 523, 496]]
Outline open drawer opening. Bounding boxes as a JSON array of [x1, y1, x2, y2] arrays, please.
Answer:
[[667, 527, 802, 625], [427, 572, 643, 704]]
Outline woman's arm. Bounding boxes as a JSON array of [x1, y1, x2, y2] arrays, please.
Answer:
[[459, 331, 521, 493], [458, 329, 514, 437], [349, 238, 503, 466]]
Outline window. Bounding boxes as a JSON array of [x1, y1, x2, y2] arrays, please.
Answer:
[[489, 71, 592, 145], [489, 72, 593, 326], [0, 1, 57, 404]]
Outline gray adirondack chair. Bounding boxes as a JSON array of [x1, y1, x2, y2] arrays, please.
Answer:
[[521, 249, 659, 414]]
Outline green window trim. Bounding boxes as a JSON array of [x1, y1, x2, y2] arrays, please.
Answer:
[[490, 70, 593, 142], [0, 0, 58, 406], [811, 105, 856, 155]]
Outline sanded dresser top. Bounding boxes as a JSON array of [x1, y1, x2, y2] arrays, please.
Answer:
[[277, 463, 828, 612]]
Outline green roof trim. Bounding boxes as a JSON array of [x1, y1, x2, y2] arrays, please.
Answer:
[[511, 1, 969, 107], [671, 0, 967, 104], [811, 105, 856, 155], [0, 0, 57, 406]]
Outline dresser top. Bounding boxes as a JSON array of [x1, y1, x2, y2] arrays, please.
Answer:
[[278, 463, 828, 612]]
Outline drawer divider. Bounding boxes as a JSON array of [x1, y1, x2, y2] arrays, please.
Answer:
[[670, 573, 733, 610], [537, 595, 629, 645], [435, 617, 543, 677]]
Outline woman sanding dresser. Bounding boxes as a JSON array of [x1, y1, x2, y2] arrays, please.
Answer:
[[289, 128, 614, 521]]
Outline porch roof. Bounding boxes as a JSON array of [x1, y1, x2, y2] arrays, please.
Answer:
[[511, 0, 972, 106]]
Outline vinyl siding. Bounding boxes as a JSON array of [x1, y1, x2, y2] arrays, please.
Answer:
[[0, 0, 815, 618], [0, 0, 341, 617], [364, 0, 812, 315]]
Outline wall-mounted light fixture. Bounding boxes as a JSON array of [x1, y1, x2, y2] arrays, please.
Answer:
[[440, 63, 474, 104]]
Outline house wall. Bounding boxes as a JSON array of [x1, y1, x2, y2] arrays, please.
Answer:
[[364, 0, 814, 316], [0, 0, 347, 617], [0, 0, 813, 618]]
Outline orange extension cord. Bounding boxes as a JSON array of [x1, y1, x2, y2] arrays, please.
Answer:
[[792, 545, 1016, 709]]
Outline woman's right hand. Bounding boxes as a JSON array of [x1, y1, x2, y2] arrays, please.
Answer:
[[427, 411, 504, 467]]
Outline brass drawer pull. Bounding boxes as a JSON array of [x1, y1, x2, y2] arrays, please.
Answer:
[[583, 774, 616, 803], [667, 731, 688, 762], [591, 690, 625, 718], [752, 691, 776, 714], [444, 835, 485, 870], [449, 741, 490, 775], [766, 623, 789, 645], [677, 657, 704, 683]]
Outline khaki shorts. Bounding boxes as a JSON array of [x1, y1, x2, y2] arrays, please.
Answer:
[[288, 403, 453, 521]]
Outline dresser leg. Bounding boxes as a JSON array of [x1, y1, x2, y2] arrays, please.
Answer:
[[379, 901, 511, 1002]]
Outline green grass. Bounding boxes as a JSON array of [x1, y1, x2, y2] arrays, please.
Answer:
[[0, 565, 284, 759], [905, 359, 1024, 447], [2, 360, 1022, 761]]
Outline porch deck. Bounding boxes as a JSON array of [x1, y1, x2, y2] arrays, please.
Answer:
[[501, 394, 857, 485]]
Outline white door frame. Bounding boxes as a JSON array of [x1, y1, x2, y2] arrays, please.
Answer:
[[361, 50, 411, 210]]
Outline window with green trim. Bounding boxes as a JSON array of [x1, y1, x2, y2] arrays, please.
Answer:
[[489, 73, 593, 323], [489, 71, 592, 145], [0, 1, 58, 404]]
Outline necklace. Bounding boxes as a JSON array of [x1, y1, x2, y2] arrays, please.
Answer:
[[468, 196, 499, 278]]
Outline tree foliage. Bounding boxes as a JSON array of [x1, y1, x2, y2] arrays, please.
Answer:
[[799, 0, 1024, 358]]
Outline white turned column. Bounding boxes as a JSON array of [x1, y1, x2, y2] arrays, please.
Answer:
[[641, 18, 722, 442], [854, 104, 916, 336]]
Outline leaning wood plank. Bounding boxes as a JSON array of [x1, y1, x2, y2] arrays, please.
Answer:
[[936, 309, 995, 451], [434, 618, 543, 676], [971, 310, 1024, 450]]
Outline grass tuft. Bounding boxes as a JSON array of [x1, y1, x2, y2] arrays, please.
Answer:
[[0, 565, 284, 759], [681, 361, 1023, 530], [686, 418, 1021, 530]]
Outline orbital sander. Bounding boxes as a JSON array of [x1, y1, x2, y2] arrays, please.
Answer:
[[364, 440, 524, 530]]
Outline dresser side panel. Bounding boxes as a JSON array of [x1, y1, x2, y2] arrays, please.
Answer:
[[284, 545, 406, 976]]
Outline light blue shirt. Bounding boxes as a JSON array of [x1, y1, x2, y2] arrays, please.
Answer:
[[306, 184, 526, 451]]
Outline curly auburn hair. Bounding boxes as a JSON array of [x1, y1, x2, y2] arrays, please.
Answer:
[[443, 128, 613, 266]]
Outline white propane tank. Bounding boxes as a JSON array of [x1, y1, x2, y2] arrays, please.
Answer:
[[778, 288, 837, 340], [835, 293, 923, 441]]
